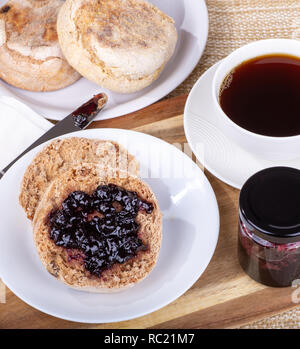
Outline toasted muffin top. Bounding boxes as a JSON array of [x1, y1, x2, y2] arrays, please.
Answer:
[[58, 0, 177, 83], [75, 0, 175, 50], [19, 138, 140, 221], [33, 164, 162, 291], [0, 0, 64, 60]]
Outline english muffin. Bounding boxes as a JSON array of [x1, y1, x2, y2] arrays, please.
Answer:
[[57, 0, 177, 93], [0, 0, 81, 91], [19, 137, 139, 220], [33, 163, 162, 292]]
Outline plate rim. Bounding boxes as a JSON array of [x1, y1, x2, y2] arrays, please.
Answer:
[[0, 128, 220, 323]]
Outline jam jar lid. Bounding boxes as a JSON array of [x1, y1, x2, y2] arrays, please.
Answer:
[[239, 167, 300, 244]]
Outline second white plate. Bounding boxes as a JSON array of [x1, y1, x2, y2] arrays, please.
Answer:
[[0, 0, 209, 121], [0, 129, 219, 323]]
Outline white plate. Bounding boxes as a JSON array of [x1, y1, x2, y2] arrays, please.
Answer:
[[184, 62, 300, 190], [0, 0, 209, 121], [0, 129, 219, 323]]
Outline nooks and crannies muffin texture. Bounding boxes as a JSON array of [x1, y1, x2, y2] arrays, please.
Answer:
[[0, 0, 80, 91], [19, 138, 140, 221], [57, 0, 177, 93], [49, 184, 154, 277]]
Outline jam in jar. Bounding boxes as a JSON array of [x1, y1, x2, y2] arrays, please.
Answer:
[[238, 167, 300, 287]]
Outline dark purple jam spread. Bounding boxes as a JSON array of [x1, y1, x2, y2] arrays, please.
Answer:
[[49, 184, 153, 277], [0, 5, 10, 13], [238, 219, 300, 287], [72, 93, 107, 129]]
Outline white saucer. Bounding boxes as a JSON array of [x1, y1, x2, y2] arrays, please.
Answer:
[[184, 62, 300, 190], [0, 129, 219, 323], [0, 0, 208, 121]]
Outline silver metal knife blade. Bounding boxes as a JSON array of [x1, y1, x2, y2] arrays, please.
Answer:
[[0, 93, 108, 179]]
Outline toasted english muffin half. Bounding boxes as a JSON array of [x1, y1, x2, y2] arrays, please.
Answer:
[[19, 137, 140, 220], [57, 0, 177, 93], [0, 0, 81, 91], [33, 163, 162, 292]]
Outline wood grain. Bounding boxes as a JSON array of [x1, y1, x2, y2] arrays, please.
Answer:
[[0, 95, 298, 329]]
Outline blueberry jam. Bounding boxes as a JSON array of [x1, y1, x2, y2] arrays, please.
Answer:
[[72, 93, 107, 129], [238, 167, 300, 287], [49, 184, 154, 277], [0, 5, 10, 13], [238, 219, 300, 287]]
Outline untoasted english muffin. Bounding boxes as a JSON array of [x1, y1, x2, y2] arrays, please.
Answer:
[[33, 164, 162, 292], [19, 137, 140, 220], [57, 0, 177, 93], [0, 0, 81, 91]]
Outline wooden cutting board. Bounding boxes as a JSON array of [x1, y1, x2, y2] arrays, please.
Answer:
[[0, 94, 298, 329]]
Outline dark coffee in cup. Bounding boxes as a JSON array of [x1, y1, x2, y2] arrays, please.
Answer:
[[219, 54, 300, 137]]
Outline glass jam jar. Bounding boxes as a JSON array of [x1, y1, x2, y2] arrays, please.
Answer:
[[238, 167, 300, 287]]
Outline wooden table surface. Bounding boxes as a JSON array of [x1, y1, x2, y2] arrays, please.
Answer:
[[0, 94, 298, 329]]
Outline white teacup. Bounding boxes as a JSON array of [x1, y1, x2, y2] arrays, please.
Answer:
[[212, 39, 300, 161]]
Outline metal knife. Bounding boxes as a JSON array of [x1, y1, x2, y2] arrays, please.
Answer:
[[0, 93, 108, 179]]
